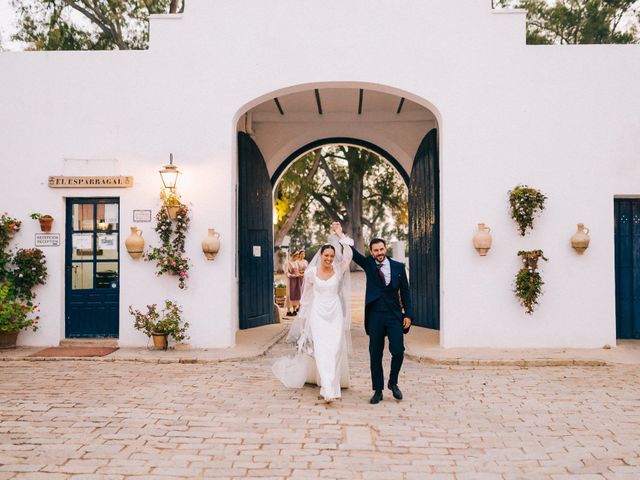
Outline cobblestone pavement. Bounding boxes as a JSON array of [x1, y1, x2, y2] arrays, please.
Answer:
[[2, 326, 640, 479]]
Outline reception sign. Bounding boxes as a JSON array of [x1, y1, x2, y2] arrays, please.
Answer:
[[48, 176, 133, 188]]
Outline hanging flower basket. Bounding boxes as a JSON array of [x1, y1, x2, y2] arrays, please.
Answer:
[[514, 250, 548, 314], [508, 185, 547, 236]]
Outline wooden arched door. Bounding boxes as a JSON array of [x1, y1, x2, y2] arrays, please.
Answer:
[[408, 129, 440, 329], [238, 132, 274, 329]]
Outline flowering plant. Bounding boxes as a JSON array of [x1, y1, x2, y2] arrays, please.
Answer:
[[145, 205, 191, 289], [12, 249, 48, 299], [514, 250, 548, 314], [508, 185, 547, 236], [0, 282, 39, 333], [129, 300, 189, 342], [0, 213, 21, 241]]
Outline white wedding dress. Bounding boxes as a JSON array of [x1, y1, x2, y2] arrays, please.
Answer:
[[273, 235, 352, 400], [304, 265, 351, 399]]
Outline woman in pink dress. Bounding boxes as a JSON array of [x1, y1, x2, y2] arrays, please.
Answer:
[[286, 251, 302, 316]]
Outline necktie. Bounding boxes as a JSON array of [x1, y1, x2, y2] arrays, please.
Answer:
[[376, 262, 386, 285]]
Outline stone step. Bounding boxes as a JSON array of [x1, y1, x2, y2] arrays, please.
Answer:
[[59, 338, 118, 348]]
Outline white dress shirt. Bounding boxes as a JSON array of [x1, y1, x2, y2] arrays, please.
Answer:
[[376, 257, 391, 286]]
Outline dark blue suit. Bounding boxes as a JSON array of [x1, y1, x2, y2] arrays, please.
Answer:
[[350, 246, 414, 392]]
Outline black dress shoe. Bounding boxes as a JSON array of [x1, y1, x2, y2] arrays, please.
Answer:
[[388, 383, 403, 400], [369, 390, 383, 404]]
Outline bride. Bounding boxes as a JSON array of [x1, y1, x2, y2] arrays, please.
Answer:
[[273, 225, 353, 402]]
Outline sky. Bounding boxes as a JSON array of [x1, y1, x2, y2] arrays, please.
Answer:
[[0, 0, 20, 50]]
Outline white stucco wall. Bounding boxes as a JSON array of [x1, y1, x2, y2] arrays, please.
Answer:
[[1, 0, 639, 348]]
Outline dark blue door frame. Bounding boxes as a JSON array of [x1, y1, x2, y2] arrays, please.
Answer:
[[615, 198, 640, 339], [65, 198, 120, 338]]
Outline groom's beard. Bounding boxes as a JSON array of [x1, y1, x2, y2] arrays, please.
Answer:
[[375, 254, 386, 263]]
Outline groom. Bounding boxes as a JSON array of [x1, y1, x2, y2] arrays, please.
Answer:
[[333, 222, 414, 404]]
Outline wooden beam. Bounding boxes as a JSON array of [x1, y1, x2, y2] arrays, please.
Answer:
[[273, 98, 284, 115], [358, 89, 364, 115], [314, 89, 323, 115], [396, 97, 405, 114]]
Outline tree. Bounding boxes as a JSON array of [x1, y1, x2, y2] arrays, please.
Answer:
[[496, 0, 639, 44], [274, 145, 408, 255], [11, 0, 183, 50]]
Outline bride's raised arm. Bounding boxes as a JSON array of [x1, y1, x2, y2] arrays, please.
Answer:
[[338, 236, 353, 274]]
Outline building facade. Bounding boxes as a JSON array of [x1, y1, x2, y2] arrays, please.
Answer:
[[1, 0, 639, 348]]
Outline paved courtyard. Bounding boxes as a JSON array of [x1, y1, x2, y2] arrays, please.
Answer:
[[1, 325, 640, 480]]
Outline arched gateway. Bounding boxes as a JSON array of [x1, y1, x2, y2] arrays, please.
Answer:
[[236, 85, 441, 331]]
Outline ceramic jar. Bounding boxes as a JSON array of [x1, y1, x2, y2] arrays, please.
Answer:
[[571, 223, 590, 255], [202, 228, 221, 260], [125, 227, 145, 260], [472, 223, 492, 256]]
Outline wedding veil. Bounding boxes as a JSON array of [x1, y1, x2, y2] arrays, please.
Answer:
[[286, 233, 353, 354]]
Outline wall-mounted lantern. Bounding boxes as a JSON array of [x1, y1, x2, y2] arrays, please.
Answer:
[[159, 153, 180, 191]]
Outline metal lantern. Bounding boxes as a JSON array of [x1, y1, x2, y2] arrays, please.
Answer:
[[159, 153, 180, 190]]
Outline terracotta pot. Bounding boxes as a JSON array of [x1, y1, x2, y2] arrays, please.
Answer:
[[202, 228, 221, 260], [0, 332, 19, 350], [472, 223, 492, 256], [38, 216, 53, 233], [152, 333, 168, 350], [125, 227, 145, 260], [571, 223, 590, 255], [165, 205, 181, 220], [275, 286, 286, 298]]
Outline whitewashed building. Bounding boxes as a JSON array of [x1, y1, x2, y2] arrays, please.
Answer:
[[1, 0, 639, 349]]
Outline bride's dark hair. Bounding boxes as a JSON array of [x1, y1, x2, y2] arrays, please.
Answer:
[[320, 244, 336, 254]]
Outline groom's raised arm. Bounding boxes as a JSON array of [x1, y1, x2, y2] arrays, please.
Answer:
[[349, 245, 367, 269]]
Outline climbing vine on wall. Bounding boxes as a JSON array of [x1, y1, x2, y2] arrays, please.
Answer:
[[145, 206, 191, 289]]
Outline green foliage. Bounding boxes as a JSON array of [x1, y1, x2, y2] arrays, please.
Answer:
[[275, 145, 408, 251], [144, 206, 191, 289], [11, 0, 181, 51], [497, 0, 639, 44], [129, 300, 189, 342], [514, 250, 549, 314], [0, 213, 48, 306], [11, 249, 48, 299], [508, 185, 547, 236], [0, 282, 39, 334]]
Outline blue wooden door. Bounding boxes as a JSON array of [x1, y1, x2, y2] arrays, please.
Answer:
[[615, 199, 640, 339], [65, 198, 120, 337], [408, 129, 440, 330], [238, 132, 274, 329]]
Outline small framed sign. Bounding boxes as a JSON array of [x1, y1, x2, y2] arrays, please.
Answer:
[[35, 233, 60, 247], [133, 210, 152, 222]]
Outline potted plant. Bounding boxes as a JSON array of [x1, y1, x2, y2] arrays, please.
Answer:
[[160, 189, 183, 220], [0, 282, 39, 349], [274, 281, 287, 307], [0, 213, 21, 240], [514, 250, 549, 314], [30, 212, 54, 233], [129, 300, 189, 350], [508, 185, 547, 236]]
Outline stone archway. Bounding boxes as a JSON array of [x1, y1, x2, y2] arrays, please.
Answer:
[[236, 84, 441, 335]]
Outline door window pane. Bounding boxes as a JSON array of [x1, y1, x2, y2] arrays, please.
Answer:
[[97, 233, 118, 260], [72, 263, 93, 290], [72, 204, 94, 231], [96, 262, 118, 289], [96, 203, 119, 231], [72, 233, 94, 260]]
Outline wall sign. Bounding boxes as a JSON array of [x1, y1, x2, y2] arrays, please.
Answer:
[[48, 176, 133, 188], [133, 210, 152, 222], [35, 233, 60, 247]]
